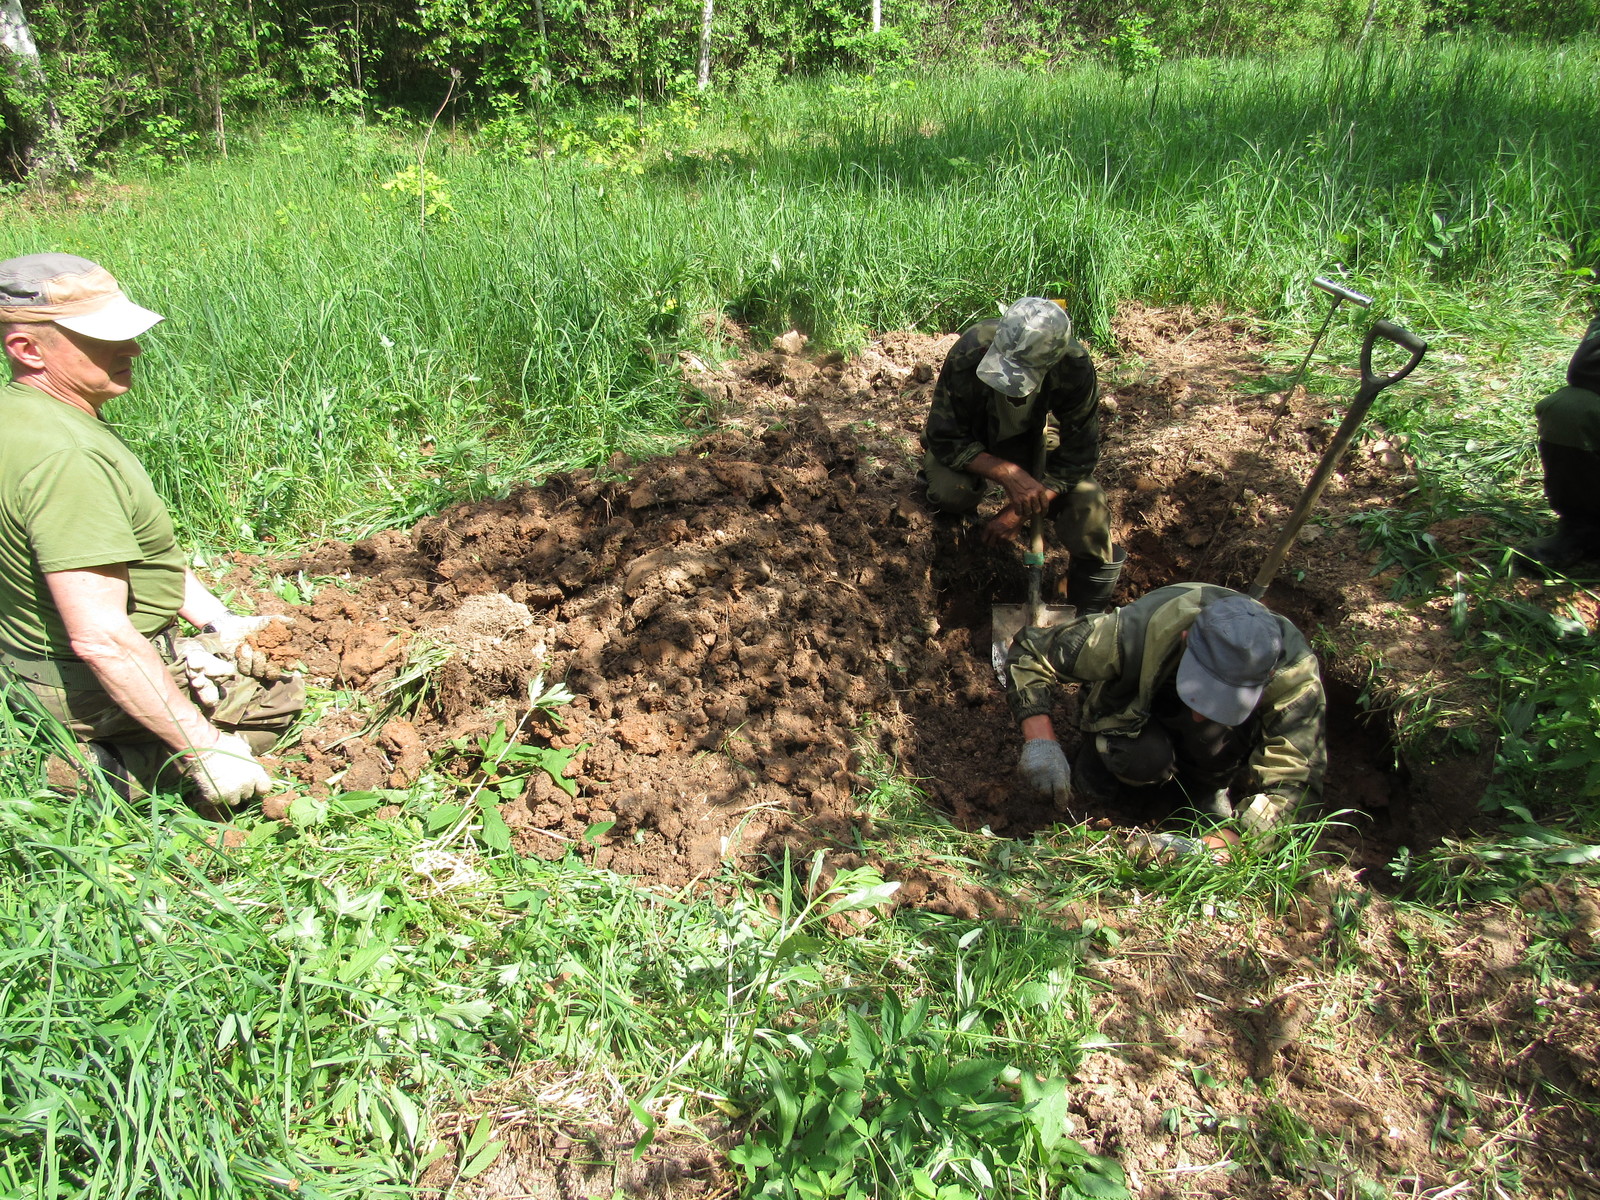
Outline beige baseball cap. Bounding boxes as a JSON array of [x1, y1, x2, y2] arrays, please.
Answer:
[[0, 253, 164, 341]]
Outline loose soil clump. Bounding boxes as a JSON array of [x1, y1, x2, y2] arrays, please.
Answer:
[[226, 305, 1593, 1198]]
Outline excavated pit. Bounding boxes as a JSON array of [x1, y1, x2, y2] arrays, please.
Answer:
[[229, 304, 1497, 900]]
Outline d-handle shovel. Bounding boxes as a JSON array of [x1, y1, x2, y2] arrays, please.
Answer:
[[991, 431, 1076, 684], [1247, 319, 1428, 600]]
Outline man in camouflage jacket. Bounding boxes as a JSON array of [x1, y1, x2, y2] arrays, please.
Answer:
[[922, 296, 1123, 609], [1517, 313, 1600, 574], [1007, 583, 1327, 857]]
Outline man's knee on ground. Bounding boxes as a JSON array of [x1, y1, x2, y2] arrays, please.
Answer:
[[1096, 728, 1175, 787], [1053, 480, 1113, 561], [922, 455, 986, 514]]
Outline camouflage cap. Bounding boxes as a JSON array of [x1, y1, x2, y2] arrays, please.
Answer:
[[0, 253, 164, 341], [1176, 595, 1284, 727], [976, 297, 1072, 398]]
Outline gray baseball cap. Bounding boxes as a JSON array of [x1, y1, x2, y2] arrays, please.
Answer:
[[976, 297, 1072, 398], [0, 253, 164, 341], [1176, 595, 1284, 726]]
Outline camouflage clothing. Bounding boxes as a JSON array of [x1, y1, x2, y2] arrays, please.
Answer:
[[923, 316, 1100, 496], [1007, 583, 1327, 817]]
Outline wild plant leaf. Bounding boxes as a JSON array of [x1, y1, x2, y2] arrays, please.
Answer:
[[824, 879, 901, 916], [845, 1010, 881, 1068], [943, 1058, 1005, 1097], [288, 794, 329, 826], [476, 802, 513, 852], [438, 999, 494, 1027], [775, 933, 830, 962], [426, 803, 464, 833], [460, 1138, 507, 1179], [1542, 844, 1600, 864], [331, 792, 383, 814], [584, 820, 615, 843]]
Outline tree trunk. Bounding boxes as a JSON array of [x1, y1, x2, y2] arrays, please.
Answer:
[[1355, 0, 1381, 51], [871, 0, 881, 33], [0, 0, 75, 175], [697, 0, 713, 90]]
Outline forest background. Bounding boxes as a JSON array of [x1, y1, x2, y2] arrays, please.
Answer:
[[2, 0, 1598, 178]]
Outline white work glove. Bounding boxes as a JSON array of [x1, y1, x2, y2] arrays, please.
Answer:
[[1127, 831, 1211, 864], [1017, 738, 1074, 812], [181, 645, 237, 709], [203, 613, 292, 656], [1236, 792, 1293, 837], [234, 641, 287, 682], [186, 732, 273, 807]]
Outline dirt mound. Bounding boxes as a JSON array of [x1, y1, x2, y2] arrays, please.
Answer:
[[241, 305, 1485, 890]]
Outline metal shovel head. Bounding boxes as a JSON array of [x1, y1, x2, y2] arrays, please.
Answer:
[[990, 601, 1076, 685]]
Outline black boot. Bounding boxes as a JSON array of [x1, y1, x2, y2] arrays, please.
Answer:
[[1513, 519, 1600, 577], [1066, 545, 1127, 612]]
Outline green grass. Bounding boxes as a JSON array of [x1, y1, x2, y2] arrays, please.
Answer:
[[1, 37, 1593, 551]]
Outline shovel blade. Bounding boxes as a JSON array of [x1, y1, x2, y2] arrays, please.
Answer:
[[990, 602, 1076, 685]]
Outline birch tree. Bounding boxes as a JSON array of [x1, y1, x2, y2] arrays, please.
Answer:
[[0, 0, 75, 174], [697, 0, 713, 90]]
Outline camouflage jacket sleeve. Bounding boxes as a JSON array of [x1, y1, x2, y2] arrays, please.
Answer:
[[1037, 351, 1100, 494], [1004, 612, 1122, 723], [1248, 652, 1327, 812], [1568, 315, 1600, 395], [923, 323, 998, 474]]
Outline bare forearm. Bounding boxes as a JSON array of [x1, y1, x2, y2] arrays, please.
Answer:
[[73, 633, 220, 754], [179, 568, 230, 629], [1021, 714, 1056, 741], [968, 452, 1031, 489]]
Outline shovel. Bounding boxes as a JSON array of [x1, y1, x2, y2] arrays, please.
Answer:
[[1247, 318, 1428, 600], [991, 433, 1076, 683]]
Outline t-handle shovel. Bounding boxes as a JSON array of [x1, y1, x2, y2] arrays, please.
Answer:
[[991, 431, 1076, 684], [1247, 319, 1428, 600]]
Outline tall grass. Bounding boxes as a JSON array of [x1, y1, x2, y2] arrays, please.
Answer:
[[1, 36, 1592, 548]]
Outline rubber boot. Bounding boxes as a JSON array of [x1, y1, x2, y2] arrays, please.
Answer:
[[1065, 544, 1127, 612], [87, 741, 136, 802], [1513, 518, 1600, 577]]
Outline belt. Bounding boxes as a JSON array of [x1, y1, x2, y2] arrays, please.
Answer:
[[0, 625, 178, 692]]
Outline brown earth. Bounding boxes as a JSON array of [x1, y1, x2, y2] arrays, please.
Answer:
[[223, 304, 1597, 1199]]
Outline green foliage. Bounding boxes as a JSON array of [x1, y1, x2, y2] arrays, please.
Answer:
[[5, 0, 1600, 175], [733, 992, 1128, 1200], [1101, 15, 1162, 80]]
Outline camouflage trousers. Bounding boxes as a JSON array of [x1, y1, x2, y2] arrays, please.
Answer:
[[922, 449, 1114, 563], [1, 629, 304, 796]]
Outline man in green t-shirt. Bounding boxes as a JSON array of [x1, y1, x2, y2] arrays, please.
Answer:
[[0, 253, 302, 806]]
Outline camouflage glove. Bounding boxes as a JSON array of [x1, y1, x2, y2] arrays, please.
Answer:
[[1018, 738, 1074, 811], [186, 732, 273, 806]]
